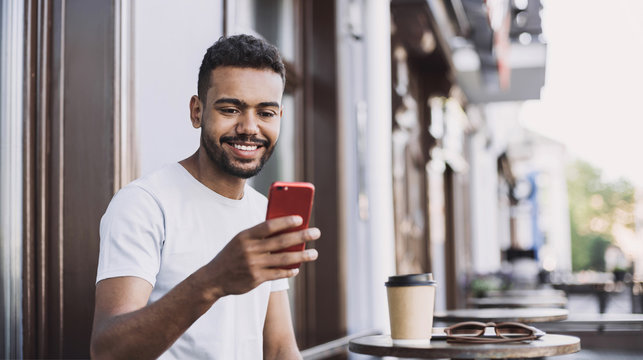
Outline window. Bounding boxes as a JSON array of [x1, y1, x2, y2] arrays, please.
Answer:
[[226, 0, 304, 333], [226, 0, 296, 62]]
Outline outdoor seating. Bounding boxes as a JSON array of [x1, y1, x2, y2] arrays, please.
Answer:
[[485, 288, 566, 298], [538, 313, 643, 352], [468, 295, 569, 309], [434, 307, 569, 324], [349, 333, 581, 359], [552, 280, 627, 314], [300, 329, 381, 360]]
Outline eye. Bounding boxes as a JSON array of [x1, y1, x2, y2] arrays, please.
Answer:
[[219, 107, 239, 115], [258, 111, 277, 118]]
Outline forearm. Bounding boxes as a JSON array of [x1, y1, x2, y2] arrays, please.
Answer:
[[91, 267, 221, 360], [91, 217, 319, 359], [265, 346, 302, 360], [263, 291, 302, 360]]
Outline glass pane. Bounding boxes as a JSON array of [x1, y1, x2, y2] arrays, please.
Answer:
[[253, 0, 295, 61], [248, 94, 297, 324], [250, 94, 296, 196], [449, 324, 484, 336], [232, 0, 296, 62], [496, 324, 532, 336]]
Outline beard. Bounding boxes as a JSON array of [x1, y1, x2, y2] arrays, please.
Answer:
[[201, 128, 275, 179]]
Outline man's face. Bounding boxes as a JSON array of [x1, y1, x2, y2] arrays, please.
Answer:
[[197, 66, 283, 179]]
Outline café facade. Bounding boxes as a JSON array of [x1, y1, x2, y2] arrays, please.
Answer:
[[0, 0, 553, 358]]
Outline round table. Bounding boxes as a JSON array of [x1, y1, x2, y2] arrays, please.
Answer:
[[552, 281, 623, 313], [485, 289, 566, 298], [434, 307, 569, 324], [468, 296, 568, 309], [349, 334, 580, 359]]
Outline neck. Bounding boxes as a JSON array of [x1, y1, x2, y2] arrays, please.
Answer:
[[179, 149, 246, 200]]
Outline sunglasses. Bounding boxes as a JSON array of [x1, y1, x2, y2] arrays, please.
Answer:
[[444, 321, 542, 344]]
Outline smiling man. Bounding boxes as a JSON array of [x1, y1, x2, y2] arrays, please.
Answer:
[[90, 35, 320, 360]]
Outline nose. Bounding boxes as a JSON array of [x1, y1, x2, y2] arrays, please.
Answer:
[[236, 112, 260, 135]]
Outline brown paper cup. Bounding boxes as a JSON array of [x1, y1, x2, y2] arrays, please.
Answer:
[[386, 273, 437, 344]]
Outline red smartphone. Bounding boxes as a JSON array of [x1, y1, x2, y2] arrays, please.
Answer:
[[265, 181, 315, 269]]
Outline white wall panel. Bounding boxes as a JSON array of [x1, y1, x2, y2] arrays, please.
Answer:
[[134, 0, 223, 176]]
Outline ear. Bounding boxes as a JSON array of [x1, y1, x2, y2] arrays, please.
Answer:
[[189, 95, 203, 128]]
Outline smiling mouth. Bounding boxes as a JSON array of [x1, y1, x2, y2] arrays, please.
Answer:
[[222, 136, 269, 153], [232, 143, 259, 151]]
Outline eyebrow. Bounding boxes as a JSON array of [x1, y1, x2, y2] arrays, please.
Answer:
[[257, 101, 280, 108], [214, 98, 280, 108]]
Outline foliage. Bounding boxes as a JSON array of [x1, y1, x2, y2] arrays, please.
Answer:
[[566, 159, 635, 271], [468, 275, 507, 298]]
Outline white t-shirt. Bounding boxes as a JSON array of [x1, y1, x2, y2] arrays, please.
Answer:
[[96, 163, 288, 359]]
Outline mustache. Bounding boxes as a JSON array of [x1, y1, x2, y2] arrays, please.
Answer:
[[220, 135, 270, 147]]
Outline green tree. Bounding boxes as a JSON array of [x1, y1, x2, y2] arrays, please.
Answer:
[[566, 159, 635, 271]]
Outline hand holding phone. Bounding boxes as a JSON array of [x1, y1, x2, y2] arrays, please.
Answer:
[[266, 181, 315, 269]]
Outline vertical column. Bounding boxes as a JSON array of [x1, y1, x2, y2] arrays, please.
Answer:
[[23, 0, 118, 357], [301, 0, 343, 347], [363, 0, 396, 333], [1, 1, 25, 358]]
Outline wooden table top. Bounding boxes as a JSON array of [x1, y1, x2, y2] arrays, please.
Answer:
[[434, 307, 569, 323], [349, 334, 580, 359], [552, 281, 625, 293], [561, 312, 643, 324], [486, 289, 566, 298], [539, 313, 643, 331], [468, 296, 568, 309]]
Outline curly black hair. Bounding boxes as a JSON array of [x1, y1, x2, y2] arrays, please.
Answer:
[[197, 34, 286, 101]]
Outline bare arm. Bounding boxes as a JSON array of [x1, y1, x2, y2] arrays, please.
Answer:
[[90, 273, 216, 360], [263, 290, 302, 360], [90, 215, 320, 360]]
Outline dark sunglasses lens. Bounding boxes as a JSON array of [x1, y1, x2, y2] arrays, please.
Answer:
[[449, 324, 484, 336], [496, 325, 533, 337]]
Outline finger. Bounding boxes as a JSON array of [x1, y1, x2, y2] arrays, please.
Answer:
[[262, 267, 300, 282], [242, 215, 303, 239], [263, 248, 319, 268], [258, 227, 321, 253]]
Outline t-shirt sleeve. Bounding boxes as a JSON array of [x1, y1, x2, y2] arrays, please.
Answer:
[[270, 278, 289, 292], [96, 185, 165, 287]]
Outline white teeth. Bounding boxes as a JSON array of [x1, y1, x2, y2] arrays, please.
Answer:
[[233, 144, 258, 151]]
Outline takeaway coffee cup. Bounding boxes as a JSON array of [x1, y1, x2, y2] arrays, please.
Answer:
[[385, 273, 437, 344]]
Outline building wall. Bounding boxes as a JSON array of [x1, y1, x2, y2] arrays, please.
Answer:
[[528, 138, 572, 273], [468, 129, 502, 273], [134, 0, 223, 176], [337, 0, 396, 336]]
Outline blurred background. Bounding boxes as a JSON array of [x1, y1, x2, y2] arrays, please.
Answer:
[[1, 0, 642, 358]]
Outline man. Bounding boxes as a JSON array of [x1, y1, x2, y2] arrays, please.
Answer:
[[90, 34, 320, 359]]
